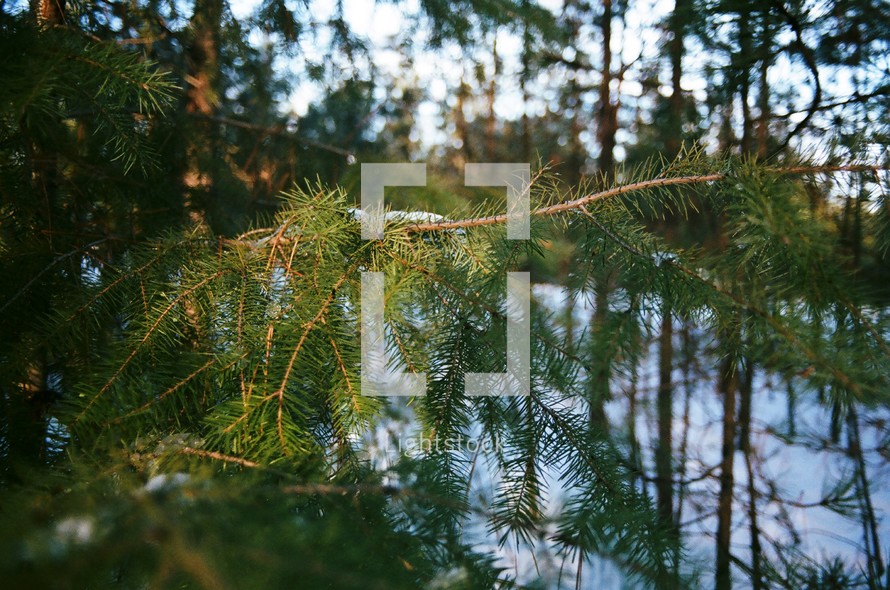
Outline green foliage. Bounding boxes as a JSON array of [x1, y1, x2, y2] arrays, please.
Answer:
[[2, 0, 889, 588], [6, 149, 884, 587], [0, 14, 174, 174]]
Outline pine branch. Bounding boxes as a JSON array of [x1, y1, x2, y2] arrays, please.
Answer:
[[0, 239, 108, 315], [74, 270, 227, 424], [406, 164, 885, 233], [273, 262, 360, 452], [576, 205, 870, 400], [179, 446, 260, 468]]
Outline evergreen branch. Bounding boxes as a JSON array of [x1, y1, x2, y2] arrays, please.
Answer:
[[383, 244, 588, 367], [176, 449, 490, 518], [530, 392, 620, 497], [179, 446, 260, 468], [74, 270, 227, 424], [0, 239, 108, 315], [273, 262, 361, 452], [327, 332, 359, 414], [113, 356, 223, 422], [577, 205, 868, 398], [194, 114, 356, 157], [44, 238, 194, 329], [406, 165, 884, 233], [264, 218, 296, 273], [71, 54, 171, 109], [390, 324, 422, 376], [679, 266, 867, 398], [771, 86, 890, 119], [841, 300, 890, 360], [279, 483, 477, 516], [407, 174, 722, 232]]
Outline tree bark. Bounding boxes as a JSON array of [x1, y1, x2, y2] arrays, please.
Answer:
[[454, 79, 473, 167], [183, 0, 223, 226], [520, 40, 532, 164], [756, 11, 772, 158], [32, 0, 66, 25], [739, 359, 762, 590], [738, 7, 754, 155], [847, 405, 886, 587], [656, 302, 674, 525], [186, 0, 223, 118], [589, 279, 610, 431], [716, 348, 739, 590], [485, 38, 498, 161], [596, 0, 617, 177], [666, 0, 688, 157]]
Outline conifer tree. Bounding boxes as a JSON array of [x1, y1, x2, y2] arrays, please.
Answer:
[[2, 1, 889, 589]]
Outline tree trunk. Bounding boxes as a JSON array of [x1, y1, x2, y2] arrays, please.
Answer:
[[186, 0, 222, 118], [739, 359, 762, 590], [716, 348, 739, 590], [485, 38, 498, 161], [656, 302, 674, 525], [454, 79, 473, 167], [738, 7, 754, 155], [627, 360, 644, 489], [520, 43, 532, 164], [666, 0, 688, 157], [756, 11, 772, 158], [675, 322, 693, 528], [589, 279, 610, 431], [32, 0, 66, 25], [596, 0, 616, 177], [847, 405, 886, 588], [590, 0, 617, 433], [183, 0, 223, 226]]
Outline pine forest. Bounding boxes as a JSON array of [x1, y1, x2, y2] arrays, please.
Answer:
[[0, 0, 889, 588]]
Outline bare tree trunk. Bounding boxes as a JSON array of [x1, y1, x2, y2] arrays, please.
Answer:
[[596, 0, 616, 178], [666, 0, 688, 157], [737, 6, 754, 155], [589, 279, 610, 431], [186, 0, 222, 118], [739, 359, 762, 590], [657, 301, 680, 587], [568, 79, 585, 187], [847, 405, 886, 588], [562, 262, 575, 350], [655, 1, 688, 540], [32, 0, 66, 25], [718, 96, 736, 153], [588, 0, 617, 436], [756, 12, 772, 158], [183, 0, 223, 226], [716, 347, 739, 590], [627, 360, 643, 489], [485, 38, 499, 161], [520, 16, 533, 164], [656, 302, 674, 525], [674, 322, 693, 528], [562, 1, 585, 186], [454, 79, 473, 167]]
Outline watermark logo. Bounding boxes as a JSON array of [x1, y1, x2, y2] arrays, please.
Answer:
[[359, 163, 531, 397]]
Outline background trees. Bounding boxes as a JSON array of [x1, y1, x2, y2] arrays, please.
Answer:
[[1, 0, 888, 588]]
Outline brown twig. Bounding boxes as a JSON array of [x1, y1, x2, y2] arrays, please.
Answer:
[[179, 446, 260, 468], [405, 164, 884, 234]]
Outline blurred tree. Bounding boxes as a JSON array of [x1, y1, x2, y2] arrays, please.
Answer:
[[1, 1, 889, 589]]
